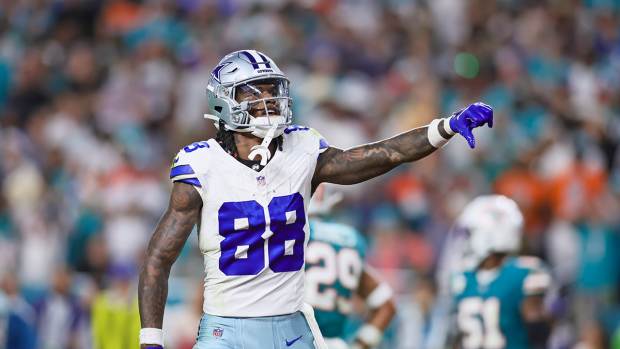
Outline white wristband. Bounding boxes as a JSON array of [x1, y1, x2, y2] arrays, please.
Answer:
[[356, 324, 383, 348], [427, 118, 455, 148], [366, 283, 393, 309], [140, 328, 164, 346]]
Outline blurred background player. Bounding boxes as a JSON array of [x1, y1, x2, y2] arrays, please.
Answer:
[[305, 184, 396, 349], [449, 195, 552, 349], [0, 272, 37, 349]]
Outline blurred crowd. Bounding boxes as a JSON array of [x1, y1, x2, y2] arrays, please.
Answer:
[[0, 0, 619, 348]]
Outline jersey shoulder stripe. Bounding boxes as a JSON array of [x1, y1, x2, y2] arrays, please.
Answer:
[[284, 124, 310, 134], [319, 138, 329, 151], [170, 140, 212, 188], [170, 164, 195, 178], [175, 177, 202, 187]]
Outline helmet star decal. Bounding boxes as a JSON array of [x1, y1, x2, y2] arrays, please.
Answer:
[[211, 61, 232, 82]]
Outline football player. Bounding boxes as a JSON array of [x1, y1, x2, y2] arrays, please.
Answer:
[[305, 185, 396, 349], [450, 195, 552, 349], [138, 49, 493, 349]]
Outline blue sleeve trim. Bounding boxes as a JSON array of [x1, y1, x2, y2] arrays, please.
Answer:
[[319, 138, 329, 150], [170, 164, 195, 178], [284, 125, 310, 134], [174, 177, 202, 188], [183, 141, 209, 153]]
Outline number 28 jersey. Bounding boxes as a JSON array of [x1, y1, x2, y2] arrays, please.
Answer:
[[170, 126, 329, 317]]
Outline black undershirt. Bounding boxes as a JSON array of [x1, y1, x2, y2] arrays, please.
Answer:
[[217, 138, 279, 172], [237, 157, 266, 172]]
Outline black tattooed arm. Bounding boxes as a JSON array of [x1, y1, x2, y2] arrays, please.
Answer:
[[313, 126, 438, 186], [138, 182, 202, 333]]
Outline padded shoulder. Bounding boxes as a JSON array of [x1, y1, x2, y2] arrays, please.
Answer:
[[513, 256, 545, 271], [282, 125, 329, 155], [169, 140, 212, 188], [511, 256, 551, 296]]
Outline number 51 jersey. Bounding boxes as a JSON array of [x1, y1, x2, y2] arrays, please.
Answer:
[[170, 126, 329, 317], [451, 256, 551, 349]]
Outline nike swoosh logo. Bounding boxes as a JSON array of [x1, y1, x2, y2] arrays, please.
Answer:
[[285, 335, 303, 346]]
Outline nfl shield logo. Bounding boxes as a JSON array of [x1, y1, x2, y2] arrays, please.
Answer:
[[256, 175, 266, 186], [213, 327, 223, 338]]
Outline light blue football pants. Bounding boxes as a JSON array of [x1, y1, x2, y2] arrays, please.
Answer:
[[193, 311, 317, 349]]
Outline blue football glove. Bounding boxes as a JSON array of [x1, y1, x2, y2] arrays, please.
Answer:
[[448, 102, 493, 149]]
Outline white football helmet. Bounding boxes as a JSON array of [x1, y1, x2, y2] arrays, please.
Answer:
[[205, 50, 292, 139], [457, 195, 524, 265]]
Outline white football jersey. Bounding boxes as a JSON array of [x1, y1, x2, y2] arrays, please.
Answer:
[[170, 126, 329, 317]]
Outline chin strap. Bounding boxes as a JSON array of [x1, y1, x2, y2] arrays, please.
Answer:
[[248, 122, 279, 165]]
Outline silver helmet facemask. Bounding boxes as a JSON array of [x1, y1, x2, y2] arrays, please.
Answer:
[[205, 50, 293, 140], [232, 78, 292, 131]]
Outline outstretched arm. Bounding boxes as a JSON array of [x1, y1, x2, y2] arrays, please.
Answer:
[[313, 102, 493, 186], [138, 182, 202, 347], [313, 126, 437, 186]]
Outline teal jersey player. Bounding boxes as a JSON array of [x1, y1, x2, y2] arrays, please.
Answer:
[[452, 256, 551, 349], [305, 219, 367, 339], [449, 195, 552, 349], [304, 192, 396, 349]]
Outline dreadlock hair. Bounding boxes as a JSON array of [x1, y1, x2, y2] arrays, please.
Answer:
[[216, 120, 238, 157], [216, 119, 283, 159], [276, 136, 283, 152]]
